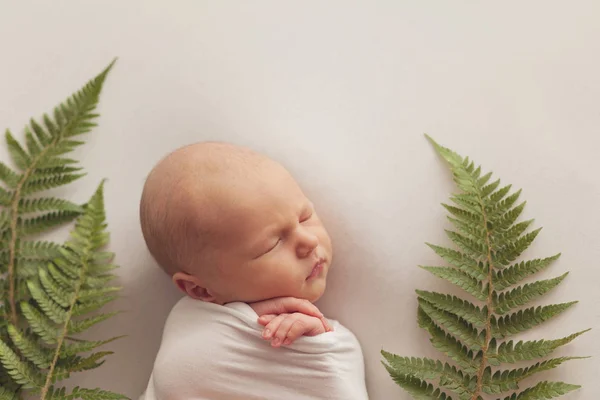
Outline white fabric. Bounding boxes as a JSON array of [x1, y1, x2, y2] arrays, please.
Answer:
[[141, 297, 369, 400]]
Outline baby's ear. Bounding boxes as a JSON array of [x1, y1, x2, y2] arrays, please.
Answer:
[[172, 272, 217, 302]]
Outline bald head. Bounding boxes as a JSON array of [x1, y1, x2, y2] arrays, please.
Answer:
[[139, 142, 270, 276]]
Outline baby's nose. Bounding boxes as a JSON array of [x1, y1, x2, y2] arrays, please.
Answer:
[[296, 230, 318, 258]]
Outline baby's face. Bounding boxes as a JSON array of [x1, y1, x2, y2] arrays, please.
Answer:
[[200, 164, 333, 304]]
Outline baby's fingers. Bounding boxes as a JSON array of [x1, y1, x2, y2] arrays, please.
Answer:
[[272, 315, 305, 347], [262, 314, 287, 340], [257, 314, 278, 326]]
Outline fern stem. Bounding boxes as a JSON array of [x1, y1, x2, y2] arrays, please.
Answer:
[[471, 192, 495, 400], [40, 252, 88, 400], [7, 137, 60, 326]]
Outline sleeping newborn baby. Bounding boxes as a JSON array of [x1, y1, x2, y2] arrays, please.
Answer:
[[139, 142, 368, 399]]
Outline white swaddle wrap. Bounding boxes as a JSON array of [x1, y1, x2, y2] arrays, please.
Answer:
[[141, 297, 368, 400]]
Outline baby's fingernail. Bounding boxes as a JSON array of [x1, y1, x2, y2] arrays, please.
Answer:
[[272, 338, 281, 347], [283, 338, 291, 345], [263, 329, 271, 338]]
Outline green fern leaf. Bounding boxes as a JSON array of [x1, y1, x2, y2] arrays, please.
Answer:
[[35, 157, 78, 169], [425, 244, 486, 280], [39, 269, 73, 308], [19, 241, 63, 260], [383, 367, 453, 400], [447, 217, 487, 245], [494, 273, 568, 314], [492, 254, 561, 291], [0, 340, 43, 389], [416, 291, 487, 328], [418, 308, 480, 374], [69, 387, 129, 400], [492, 302, 578, 338], [486, 184, 512, 207], [20, 302, 59, 344], [60, 337, 123, 358], [27, 281, 68, 324], [21, 174, 86, 196], [490, 220, 535, 248], [55, 352, 112, 377], [71, 296, 118, 317], [383, 136, 588, 400], [420, 267, 488, 302], [450, 195, 483, 215], [488, 329, 590, 363], [82, 274, 115, 289], [47, 263, 75, 289], [499, 381, 580, 400], [484, 357, 584, 394], [419, 299, 484, 351], [0, 163, 20, 189], [0, 188, 13, 207], [441, 204, 484, 225], [6, 325, 52, 369], [68, 312, 119, 335], [486, 189, 522, 218], [18, 197, 83, 214], [492, 228, 542, 266], [4, 130, 30, 170], [77, 287, 121, 302], [445, 230, 488, 259], [15, 259, 47, 279], [18, 211, 81, 235], [491, 202, 526, 233], [381, 352, 473, 398], [0, 385, 17, 400]]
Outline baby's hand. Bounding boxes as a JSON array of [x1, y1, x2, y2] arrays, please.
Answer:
[[258, 313, 331, 347]]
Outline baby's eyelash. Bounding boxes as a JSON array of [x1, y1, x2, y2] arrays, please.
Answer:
[[267, 238, 281, 252]]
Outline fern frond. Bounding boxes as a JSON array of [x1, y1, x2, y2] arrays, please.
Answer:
[[61, 337, 123, 358], [6, 325, 52, 369], [0, 385, 17, 400], [492, 228, 542, 266], [27, 281, 68, 324], [416, 291, 487, 328], [20, 302, 59, 344], [383, 368, 454, 400], [499, 381, 580, 400], [381, 353, 474, 399], [418, 308, 480, 374], [490, 220, 534, 247], [445, 230, 488, 259], [21, 173, 86, 196], [71, 296, 118, 317], [425, 244, 486, 280], [492, 302, 578, 339], [68, 312, 119, 335], [39, 269, 73, 308], [488, 329, 590, 363], [421, 267, 487, 302], [491, 202, 526, 233], [18, 211, 81, 235], [484, 357, 584, 394], [18, 197, 83, 214], [69, 386, 129, 400], [0, 163, 20, 189], [493, 273, 568, 314], [0, 340, 44, 389], [419, 299, 484, 351], [19, 241, 63, 260], [383, 136, 588, 400], [492, 254, 561, 291]]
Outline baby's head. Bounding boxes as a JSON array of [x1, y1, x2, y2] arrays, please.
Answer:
[[140, 142, 333, 304]]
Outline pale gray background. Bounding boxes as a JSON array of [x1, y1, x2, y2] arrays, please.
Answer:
[[1, 1, 599, 399]]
